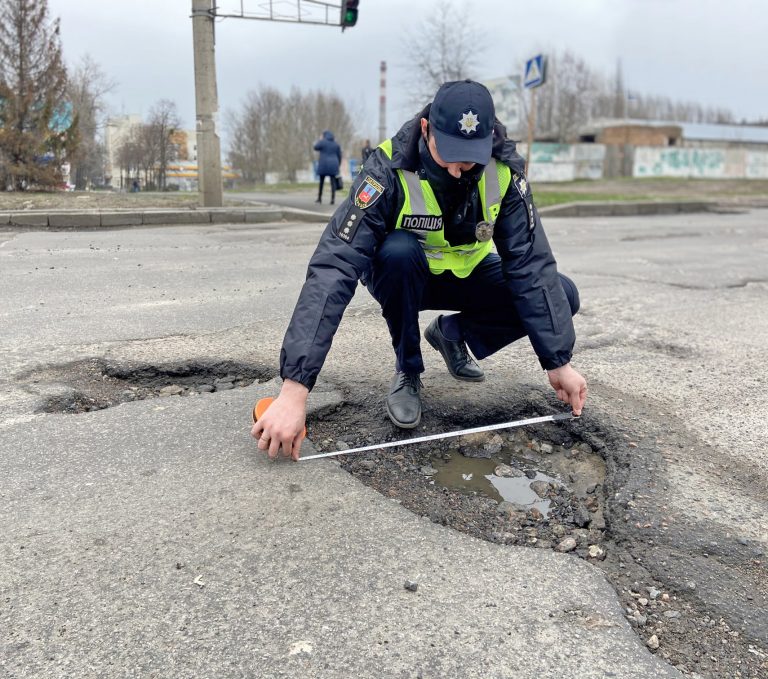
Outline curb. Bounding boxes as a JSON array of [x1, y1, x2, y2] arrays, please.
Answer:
[[538, 199, 718, 217], [0, 206, 329, 230], [1, 200, 755, 230]]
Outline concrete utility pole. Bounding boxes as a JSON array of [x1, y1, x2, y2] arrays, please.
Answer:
[[191, 0, 223, 207]]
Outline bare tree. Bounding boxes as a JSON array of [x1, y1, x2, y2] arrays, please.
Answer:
[[227, 86, 356, 183], [309, 90, 354, 177], [532, 51, 597, 142], [399, 0, 486, 109], [0, 0, 70, 190], [524, 48, 736, 142], [113, 102, 180, 191], [556, 52, 596, 141], [612, 60, 626, 119], [137, 124, 158, 188], [625, 92, 734, 124], [226, 86, 284, 183], [114, 124, 154, 189], [67, 54, 115, 189], [274, 87, 315, 182], [115, 128, 143, 188], [146, 99, 180, 190], [225, 108, 258, 183]]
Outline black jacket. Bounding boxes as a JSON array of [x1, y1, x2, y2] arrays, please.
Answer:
[[313, 131, 342, 176], [281, 109, 575, 390]]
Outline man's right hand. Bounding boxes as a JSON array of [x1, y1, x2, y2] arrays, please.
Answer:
[[546, 363, 587, 416], [250, 379, 309, 461]]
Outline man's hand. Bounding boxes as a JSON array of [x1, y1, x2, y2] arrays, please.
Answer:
[[546, 363, 587, 416], [250, 379, 309, 461]]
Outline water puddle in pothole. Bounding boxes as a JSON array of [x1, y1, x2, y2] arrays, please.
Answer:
[[429, 453, 561, 516]]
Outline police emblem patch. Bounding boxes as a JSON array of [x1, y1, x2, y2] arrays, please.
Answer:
[[458, 110, 480, 135], [354, 176, 385, 209], [512, 173, 528, 198]]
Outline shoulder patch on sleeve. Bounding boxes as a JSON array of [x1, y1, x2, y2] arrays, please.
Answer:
[[512, 173, 528, 200], [512, 172, 535, 230], [354, 175, 385, 209], [336, 204, 366, 243]]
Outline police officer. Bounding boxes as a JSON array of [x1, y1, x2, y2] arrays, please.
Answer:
[[252, 80, 587, 460]]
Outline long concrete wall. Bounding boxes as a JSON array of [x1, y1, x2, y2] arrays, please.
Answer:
[[518, 142, 768, 182], [633, 146, 768, 179], [520, 143, 606, 182]]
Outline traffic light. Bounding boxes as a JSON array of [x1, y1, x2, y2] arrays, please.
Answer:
[[341, 0, 359, 29]]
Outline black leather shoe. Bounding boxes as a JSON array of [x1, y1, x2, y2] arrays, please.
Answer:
[[386, 371, 422, 429], [424, 315, 485, 382]]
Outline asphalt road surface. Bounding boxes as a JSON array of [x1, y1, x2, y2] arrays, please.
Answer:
[[1, 207, 766, 678]]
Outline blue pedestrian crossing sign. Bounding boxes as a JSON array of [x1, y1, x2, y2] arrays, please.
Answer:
[[524, 54, 547, 89]]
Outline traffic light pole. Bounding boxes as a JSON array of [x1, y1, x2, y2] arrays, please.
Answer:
[[191, 0, 223, 208], [191, 1, 358, 208]]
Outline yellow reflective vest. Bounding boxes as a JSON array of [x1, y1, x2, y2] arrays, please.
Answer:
[[379, 139, 512, 278]]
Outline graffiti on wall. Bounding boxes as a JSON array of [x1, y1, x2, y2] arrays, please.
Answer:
[[634, 148, 726, 178], [524, 143, 605, 182], [745, 151, 768, 179], [518, 144, 768, 182], [633, 147, 768, 179]]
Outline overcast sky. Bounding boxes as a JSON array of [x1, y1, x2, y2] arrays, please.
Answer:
[[48, 0, 768, 145]]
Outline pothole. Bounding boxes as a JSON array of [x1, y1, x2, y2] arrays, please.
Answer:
[[308, 404, 608, 561], [19, 357, 277, 414]]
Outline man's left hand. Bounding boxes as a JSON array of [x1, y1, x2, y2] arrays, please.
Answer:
[[546, 363, 587, 416]]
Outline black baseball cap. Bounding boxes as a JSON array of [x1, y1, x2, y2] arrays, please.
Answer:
[[428, 79, 495, 165]]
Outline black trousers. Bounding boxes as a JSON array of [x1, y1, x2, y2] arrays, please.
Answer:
[[317, 175, 336, 203], [367, 230, 580, 374]]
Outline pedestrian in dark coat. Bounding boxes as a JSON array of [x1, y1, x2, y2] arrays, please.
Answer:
[[361, 139, 373, 164], [314, 130, 342, 204], [253, 80, 587, 459]]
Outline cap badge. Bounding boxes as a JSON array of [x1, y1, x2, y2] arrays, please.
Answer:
[[458, 110, 480, 135]]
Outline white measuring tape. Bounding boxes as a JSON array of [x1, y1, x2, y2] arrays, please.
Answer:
[[299, 412, 574, 461]]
